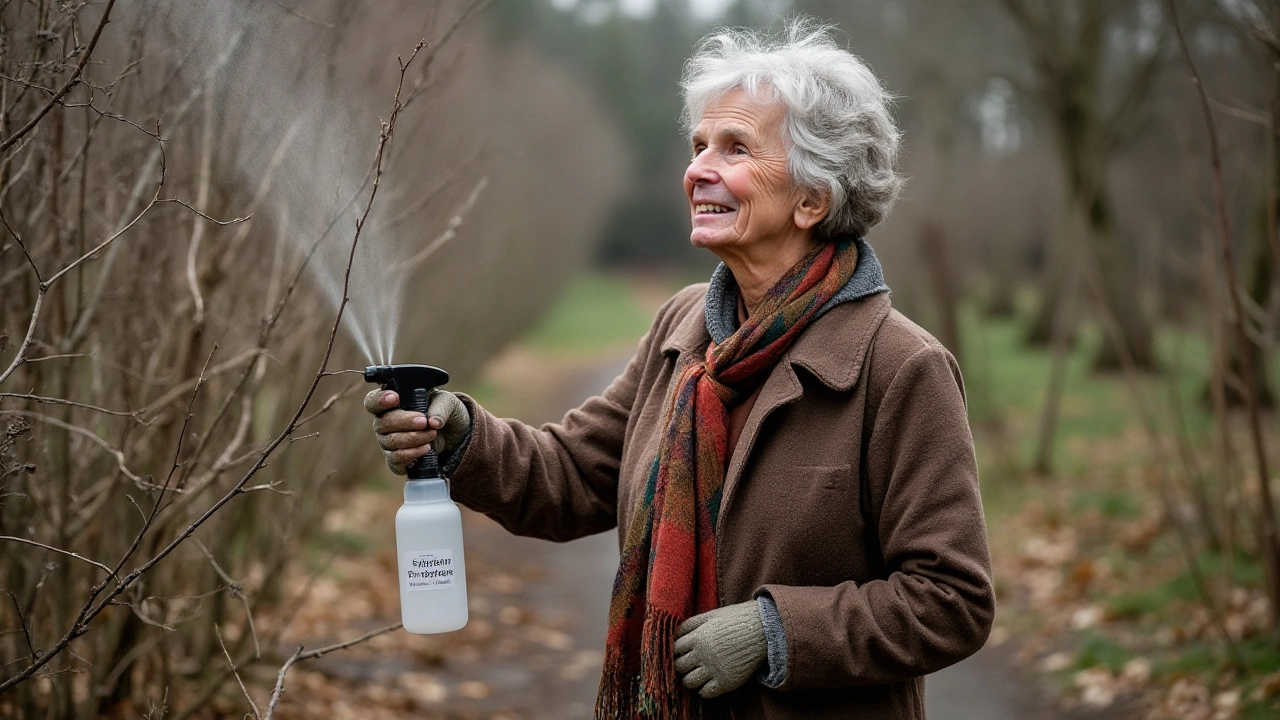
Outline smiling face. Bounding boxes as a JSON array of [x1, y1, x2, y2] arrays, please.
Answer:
[[684, 89, 828, 267]]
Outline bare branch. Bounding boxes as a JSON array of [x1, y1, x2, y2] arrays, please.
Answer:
[[5, 592, 37, 661], [400, 176, 487, 274], [0, 410, 147, 487], [1168, 0, 1280, 627], [217, 625, 261, 719], [0, 392, 147, 422], [0, 535, 119, 585], [0, 0, 118, 153], [109, 347, 217, 579], [158, 197, 250, 227], [0, 205, 40, 283], [195, 539, 261, 658], [263, 623, 403, 719], [44, 143, 166, 288], [0, 292, 46, 386], [22, 352, 92, 364], [295, 381, 362, 429], [241, 480, 293, 496]]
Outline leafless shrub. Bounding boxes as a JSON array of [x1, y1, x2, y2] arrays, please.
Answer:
[[0, 1, 625, 716]]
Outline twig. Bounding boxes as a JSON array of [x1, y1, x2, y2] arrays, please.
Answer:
[[195, 539, 261, 658], [0, 0, 118, 153], [263, 623, 403, 719], [139, 349, 263, 416], [159, 198, 250, 227], [0, 143, 169, 386], [0, 205, 41, 282], [22, 352, 91, 364], [0, 535, 119, 585], [402, 0, 492, 110], [44, 160, 164, 287], [295, 381, 363, 429], [5, 592, 37, 661], [108, 347, 216, 580], [0, 293, 44, 387], [0, 410, 147, 488], [0, 392, 147, 422], [400, 176, 487, 273], [241, 480, 292, 496], [216, 625, 261, 719]]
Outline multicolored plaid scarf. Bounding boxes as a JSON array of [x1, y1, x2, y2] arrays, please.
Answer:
[[596, 239, 860, 719]]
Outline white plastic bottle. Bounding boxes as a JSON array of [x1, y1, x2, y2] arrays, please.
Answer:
[[395, 478, 469, 633]]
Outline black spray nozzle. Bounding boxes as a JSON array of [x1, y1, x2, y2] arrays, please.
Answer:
[[365, 364, 450, 480]]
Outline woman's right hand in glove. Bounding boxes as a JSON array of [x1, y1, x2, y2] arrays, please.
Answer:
[[364, 388, 471, 475]]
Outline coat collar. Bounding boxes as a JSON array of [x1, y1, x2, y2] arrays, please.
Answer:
[[659, 289, 892, 392], [659, 236, 892, 392]]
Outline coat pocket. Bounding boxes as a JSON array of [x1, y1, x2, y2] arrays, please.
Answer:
[[766, 464, 864, 585], [791, 464, 853, 493]]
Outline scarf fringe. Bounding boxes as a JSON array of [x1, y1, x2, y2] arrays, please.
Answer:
[[597, 609, 696, 720]]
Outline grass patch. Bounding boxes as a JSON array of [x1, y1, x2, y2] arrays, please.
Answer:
[[1071, 489, 1143, 519], [524, 273, 657, 354], [1102, 551, 1260, 621], [1155, 637, 1280, 680], [960, 305, 1220, 483], [1105, 577, 1198, 621], [1074, 630, 1132, 672]]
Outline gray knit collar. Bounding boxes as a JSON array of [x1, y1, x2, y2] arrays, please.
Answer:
[[704, 236, 889, 344]]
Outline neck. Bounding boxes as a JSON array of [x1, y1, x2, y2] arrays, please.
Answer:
[[717, 234, 819, 316]]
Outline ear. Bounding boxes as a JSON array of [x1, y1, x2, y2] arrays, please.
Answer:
[[793, 189, 830, 231]]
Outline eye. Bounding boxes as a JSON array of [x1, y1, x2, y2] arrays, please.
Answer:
[[691, 143, 706, 157], [732, 143, 749, 155]]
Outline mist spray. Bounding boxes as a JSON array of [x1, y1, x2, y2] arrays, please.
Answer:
[[364, 364, 468, 634]]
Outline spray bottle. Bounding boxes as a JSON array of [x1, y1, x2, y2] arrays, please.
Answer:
[[364, 364, 469, 634]]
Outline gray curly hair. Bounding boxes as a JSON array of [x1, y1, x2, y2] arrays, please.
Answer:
[[681, 19, 904, 239]]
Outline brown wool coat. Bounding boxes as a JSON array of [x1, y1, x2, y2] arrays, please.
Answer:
[[447, 284, 995, 719]]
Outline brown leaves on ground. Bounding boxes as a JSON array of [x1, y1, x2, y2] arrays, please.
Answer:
[[196, 488, 602, 720], [988, 474, 1278, 720]]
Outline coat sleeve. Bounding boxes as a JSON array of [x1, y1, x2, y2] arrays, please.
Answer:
[[758, 343, 995, 689], [444, 352, 639, 542], [442, 287, 695, 542]]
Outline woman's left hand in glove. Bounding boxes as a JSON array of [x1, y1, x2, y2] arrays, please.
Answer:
[[673, 600, 768, 699]]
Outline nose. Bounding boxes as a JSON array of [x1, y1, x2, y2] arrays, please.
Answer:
[[684, 150, 719, 188]]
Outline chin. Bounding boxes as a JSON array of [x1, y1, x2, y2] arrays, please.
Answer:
[[689, 230, 728, 250]]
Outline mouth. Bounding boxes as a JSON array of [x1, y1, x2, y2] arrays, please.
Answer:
[[693, 203, 734, 215]]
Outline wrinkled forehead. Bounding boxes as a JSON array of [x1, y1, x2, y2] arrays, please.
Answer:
[[685, 81, 781, 134], [686, 85, 787, 147]]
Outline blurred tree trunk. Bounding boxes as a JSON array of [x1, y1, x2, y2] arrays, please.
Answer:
[[1000, 0, 1162, 371], [920, 220, 963, 359], [1211, 0, 1280, 409], [1220, 199, 1276, 408]]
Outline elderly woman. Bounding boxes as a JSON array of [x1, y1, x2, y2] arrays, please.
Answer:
[[367, 20, 993, 720]]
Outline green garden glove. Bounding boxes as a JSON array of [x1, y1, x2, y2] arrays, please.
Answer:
[[673, 600, 768, 699]]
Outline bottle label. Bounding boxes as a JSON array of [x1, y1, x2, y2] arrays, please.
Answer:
[[403, 549, 455, 591]]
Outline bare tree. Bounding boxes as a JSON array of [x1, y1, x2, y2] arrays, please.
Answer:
[[998, 0, 1167, 371]]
